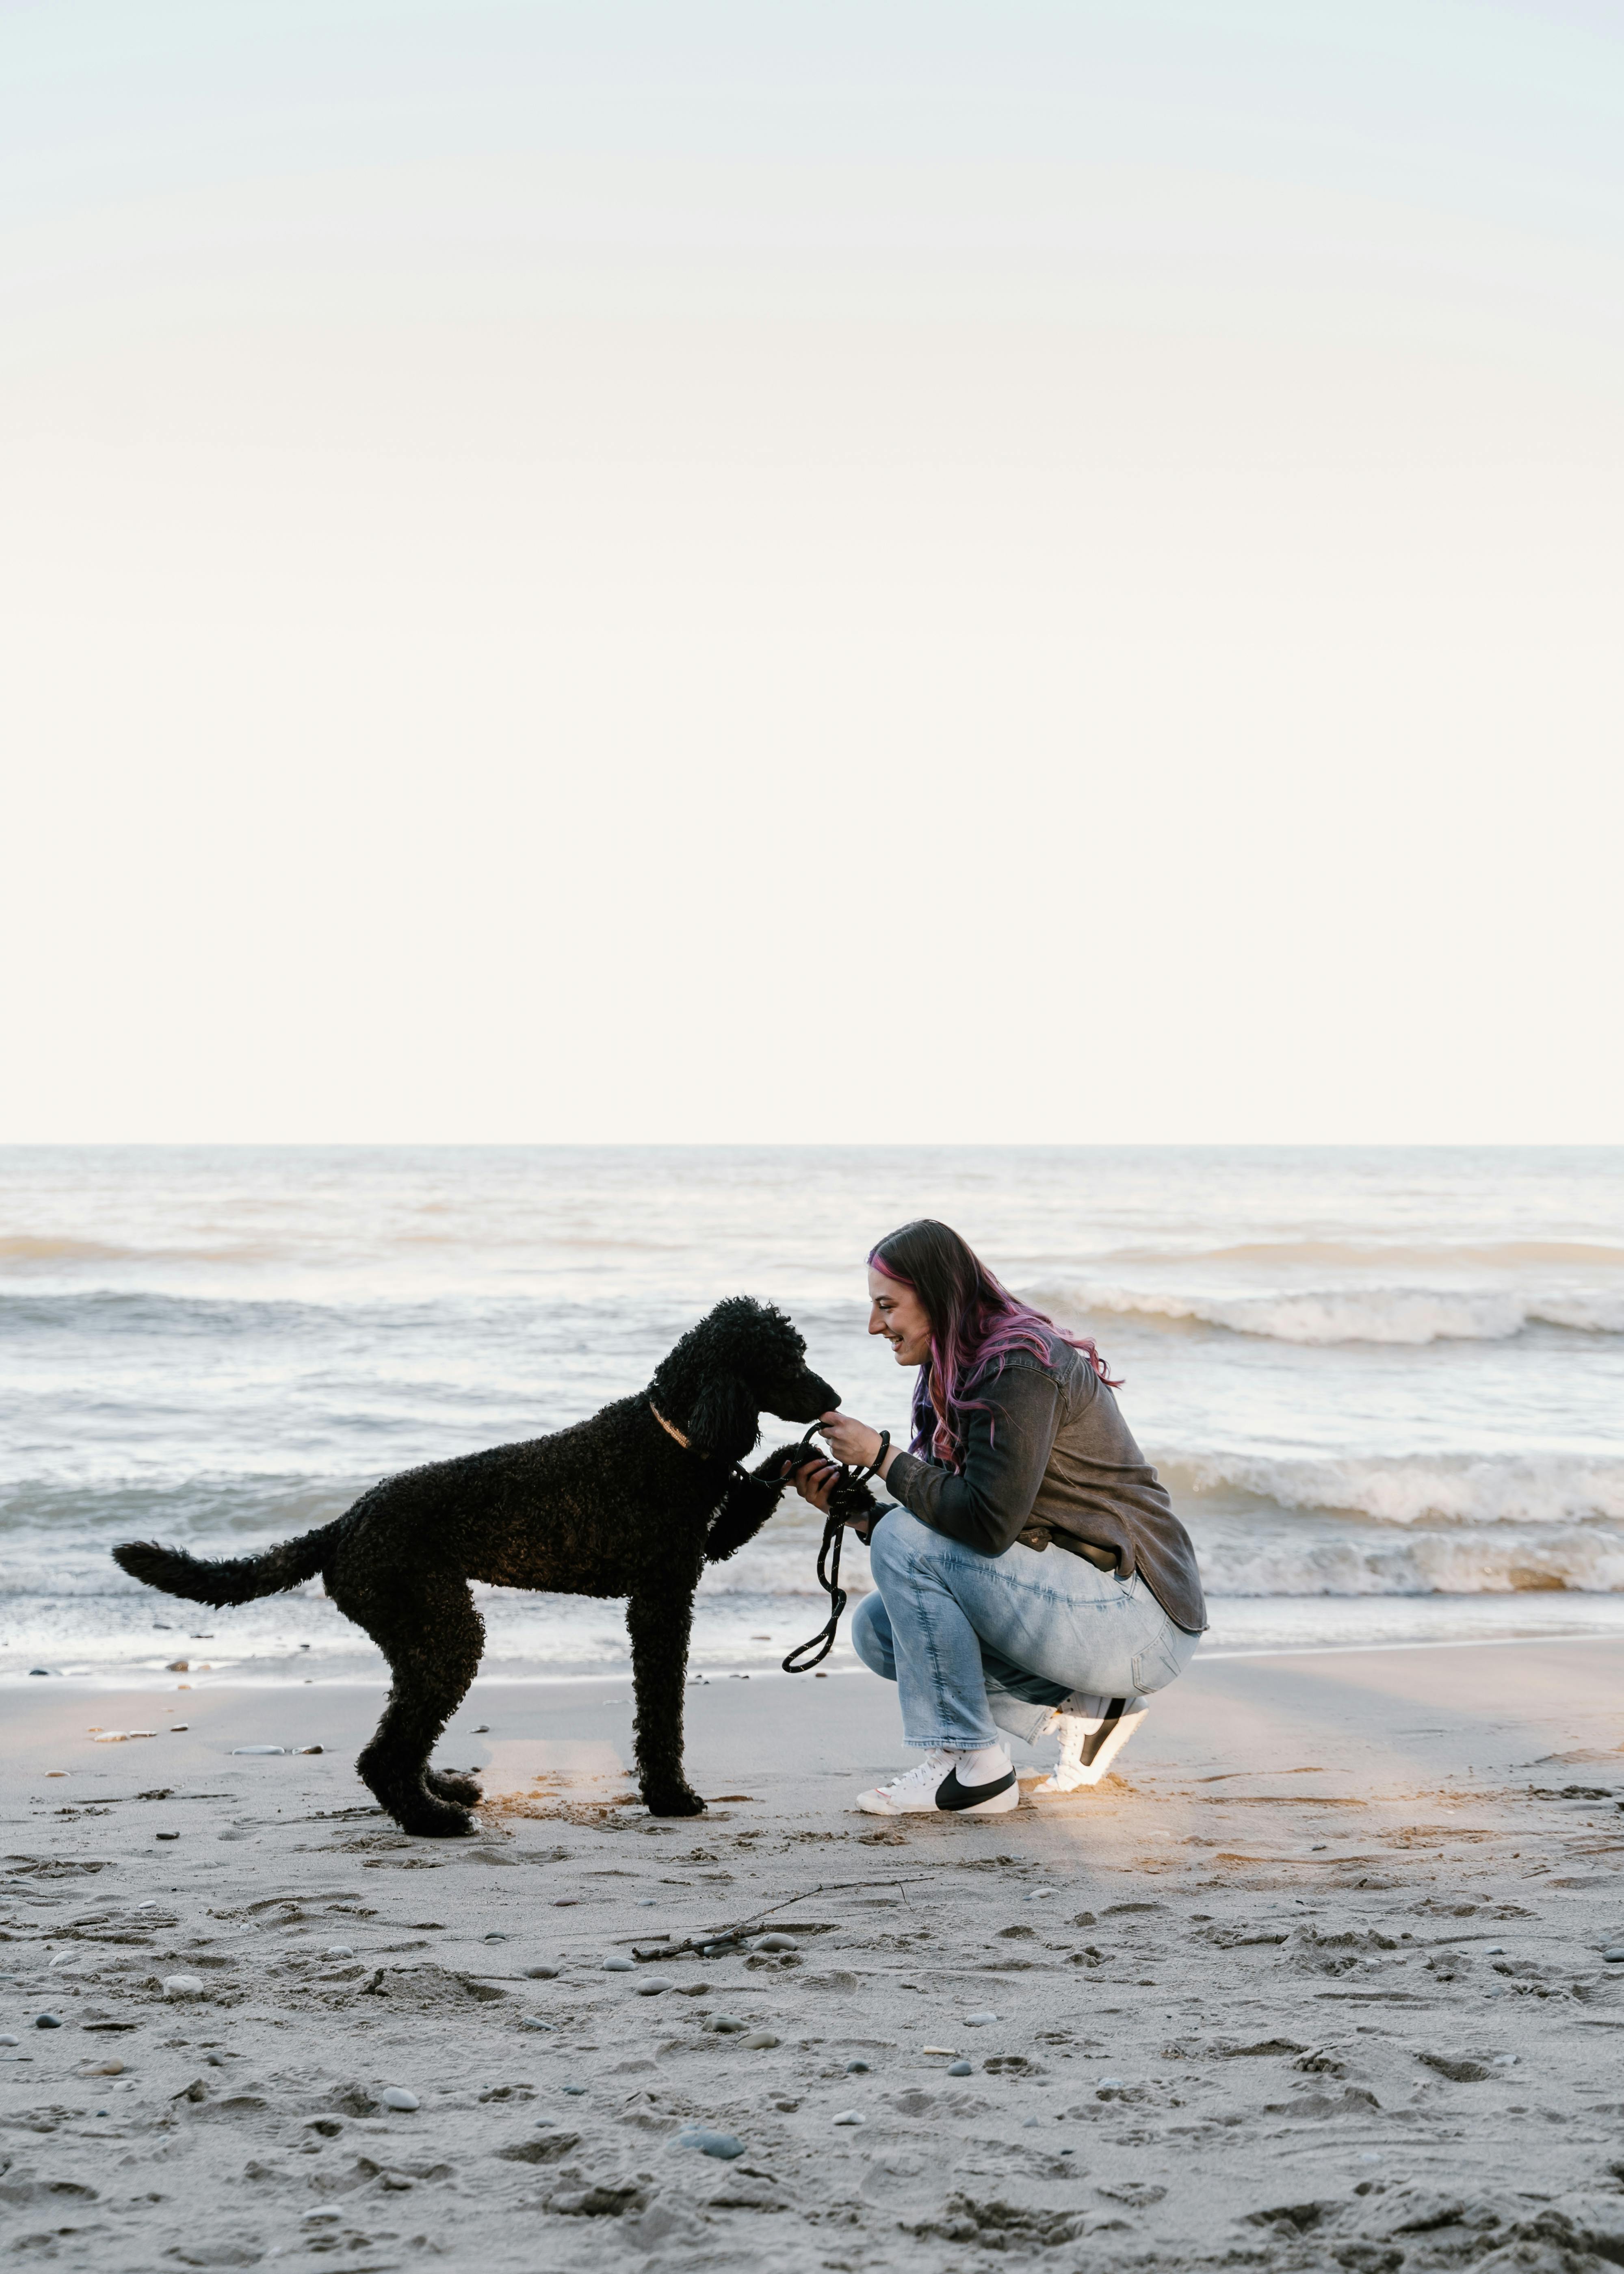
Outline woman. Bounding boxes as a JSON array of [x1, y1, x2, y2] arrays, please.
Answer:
[[794, 1220, 1205, 1817]]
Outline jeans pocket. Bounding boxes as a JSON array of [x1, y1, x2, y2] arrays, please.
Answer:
[[1130, 1624, 1192, 1697]]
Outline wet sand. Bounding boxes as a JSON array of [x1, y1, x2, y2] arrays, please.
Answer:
[[6, 1638, 1624, 2270]]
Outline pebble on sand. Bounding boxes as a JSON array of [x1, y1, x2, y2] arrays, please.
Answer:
[[561, 2085, 587, 2096], [831, 2110, 865, 2126], [82, 2059, 124, 2077], [34, 2015, 63, 2030], [231, 1746, 286, 1756], [0, 2035, 18, 2046], [519, 2017, 555, 2031], [162, 1977, 206, 1999], [326, 1945, 355, 1958], [947, 2060, 972, 2077], [743, 2032, 780, 2050], [754, 1934, 798, 1953], [156, 1831, 180, 1841], [1604, 1948, 1624, 1963], [845, 2059, 870, 2074], [964, 2013, 999, 2027], [379, 2088, 420, 2111], [676, 2128, 745, 2159], [297, 1745, 324, 1755], [602, 1957, 636, 1973], [634, 1976, 676, 1996], [707, 2016, 747, 2034], [525, 1966, 561, 1979]]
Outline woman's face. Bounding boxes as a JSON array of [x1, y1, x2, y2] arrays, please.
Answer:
[[868, 1266, 933, 1367]]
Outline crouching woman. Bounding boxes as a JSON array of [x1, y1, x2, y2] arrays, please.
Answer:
[[796, 1219, 1206, 1817]]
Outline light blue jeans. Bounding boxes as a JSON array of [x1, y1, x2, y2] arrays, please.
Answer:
[[850, 1507, 1200, 1751]]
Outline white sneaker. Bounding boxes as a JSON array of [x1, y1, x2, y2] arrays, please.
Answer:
[[1029, 1693, 1149, 1795], [857, 1745, 1019, 1817]]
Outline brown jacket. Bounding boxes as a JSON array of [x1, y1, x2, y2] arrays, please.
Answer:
[[881, 1330, 1206, 1635]]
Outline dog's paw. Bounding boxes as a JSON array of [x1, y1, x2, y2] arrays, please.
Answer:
[[427, 1768, 483, 1807], [827, 1474, 880, 1521], [379, 1788, 479, 1838], [755, 1442, 823, 1488], [643, 1784, 706, 1818], [401, 1805, 479, 1839]]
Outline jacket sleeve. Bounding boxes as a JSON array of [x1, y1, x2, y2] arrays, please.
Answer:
[[881, 1364, 1061, 1556]]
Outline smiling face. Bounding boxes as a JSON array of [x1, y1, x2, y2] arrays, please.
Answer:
[[868, 1266, 933, 1368]]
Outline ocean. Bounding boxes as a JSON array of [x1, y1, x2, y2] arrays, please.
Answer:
[[2, 1145, 1621, 1686]]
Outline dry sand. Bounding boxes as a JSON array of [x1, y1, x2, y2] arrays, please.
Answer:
[[6, 1639, 1624, 2271]]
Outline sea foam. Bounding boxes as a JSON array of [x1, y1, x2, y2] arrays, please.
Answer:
[[1035, 1280, 1624, 1346]]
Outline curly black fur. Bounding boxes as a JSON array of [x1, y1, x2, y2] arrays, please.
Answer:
[[111, 1296, 835, 1836]]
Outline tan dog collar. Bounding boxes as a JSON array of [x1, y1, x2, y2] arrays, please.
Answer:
[[648, 1399, 692, 1450]]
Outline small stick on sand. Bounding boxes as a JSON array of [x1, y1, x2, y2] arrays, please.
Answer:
[[628, 1874, 932, 1962]]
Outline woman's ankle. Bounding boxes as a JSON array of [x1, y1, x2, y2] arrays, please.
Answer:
[[948, 1739, 1011, 1784]]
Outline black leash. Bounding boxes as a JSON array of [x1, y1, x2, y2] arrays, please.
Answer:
[[781, 1426, 889, 1674], [651, 1395, 891, 1673]]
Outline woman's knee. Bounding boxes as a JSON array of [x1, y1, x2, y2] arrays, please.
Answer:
[[849, 1591, 896, 1680], [1129, 1618, 1202, 1696], [867, 1506, 943, 1581]]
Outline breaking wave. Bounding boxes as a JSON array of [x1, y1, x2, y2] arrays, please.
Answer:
[[1191, 1522, 1624, 1600], [1162, 1449, 1624, 1528], [1034, 1281, 1624, 1346], [1100, 1241, 1624, 1270]]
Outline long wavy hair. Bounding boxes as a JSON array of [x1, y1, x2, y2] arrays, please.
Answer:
[[869, 1218, 1120, 1471]]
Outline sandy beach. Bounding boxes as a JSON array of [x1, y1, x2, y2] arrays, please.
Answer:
[[6, 1638, 1624, 2270]]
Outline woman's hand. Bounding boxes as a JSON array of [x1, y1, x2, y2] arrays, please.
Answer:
[[817, 1411, 890, 1473]]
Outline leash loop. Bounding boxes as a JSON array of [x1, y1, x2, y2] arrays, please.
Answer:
[[781, 1427, 889, 1674]]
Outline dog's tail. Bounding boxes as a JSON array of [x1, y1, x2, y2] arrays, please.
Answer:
[[112, 1521, 342, 1608]]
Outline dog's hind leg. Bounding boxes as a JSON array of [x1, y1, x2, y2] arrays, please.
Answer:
[[627, 1587, 705, 1817], [337, 1566, 486, 1838]]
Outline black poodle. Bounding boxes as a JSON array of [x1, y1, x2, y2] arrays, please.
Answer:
[[112, 1297, 874, 1834]]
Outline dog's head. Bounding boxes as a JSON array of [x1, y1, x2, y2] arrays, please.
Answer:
[[653, 1296, 837, 1462]]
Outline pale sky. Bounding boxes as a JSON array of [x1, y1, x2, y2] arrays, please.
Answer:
[[3, 0, 1620, 1143]]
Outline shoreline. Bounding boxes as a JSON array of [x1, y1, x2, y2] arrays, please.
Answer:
[[11, 1586, 1624, 1692], [15, 1591, 1624, 1701], [9, 1619, 1624, 1697]]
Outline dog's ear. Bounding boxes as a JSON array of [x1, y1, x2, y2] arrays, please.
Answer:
[[687, 1370, 756, 1459]]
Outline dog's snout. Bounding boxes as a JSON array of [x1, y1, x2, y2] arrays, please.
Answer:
[[769, 1368, 838, 1424]]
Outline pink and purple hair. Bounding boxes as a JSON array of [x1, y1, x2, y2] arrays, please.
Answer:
[[868, 1218, 1120, 1471]]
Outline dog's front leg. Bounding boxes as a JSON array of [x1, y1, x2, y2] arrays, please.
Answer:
[[626, 1588, 705, 1817], [703, 1452, 802, 1565]]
